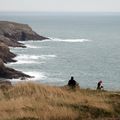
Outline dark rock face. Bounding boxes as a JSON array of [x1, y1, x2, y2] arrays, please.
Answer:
[[0, 21, 48, 47], [0, 35, 25, 47], [0, 42, 31, 80], [0, 58, 31, 79], [0, 21, 47, 80], [0, 42, 16, 63]]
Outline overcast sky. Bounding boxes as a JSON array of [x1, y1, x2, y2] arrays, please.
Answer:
[[0, 0, 120, 12]]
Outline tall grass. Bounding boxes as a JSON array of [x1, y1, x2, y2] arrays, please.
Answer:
[[0, 82, 119, 120]]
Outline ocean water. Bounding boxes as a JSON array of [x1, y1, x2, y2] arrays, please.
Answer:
[[1, 12, 120, 90]]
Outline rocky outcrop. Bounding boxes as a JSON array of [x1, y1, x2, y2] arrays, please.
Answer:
[[0, 35, 25, 47], [0, 58, 31, 79], [0, 21, 48, 47], [0, 21, 47, 80], [0, 42, 16, 63], [0, 42, 31, 79], [0, 42, 32, 79]]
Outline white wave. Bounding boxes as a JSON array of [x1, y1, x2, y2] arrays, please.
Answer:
[[36, 37, 91, 43], [40, 39, 51, 42], [9, 71, 47, 82], [50, 38, 91, 43], [19, 38, 90, 43], [10, 55, 40, 64], [20, 39, 49, 44], [16, 54, 41, 60], [24, 71, 47, 81], [16, 54, 56, 60], [13, 60, 39, 64], [39, 55, 56, 60], [26, 44, 42, 49], [10, 54, 56, 65]]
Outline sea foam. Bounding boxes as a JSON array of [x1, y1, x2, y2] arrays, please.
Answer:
[[50, 38, 91, 43], [39, 55, 56, 60], [9, 71, 47, 82], [26, 44, 42, 49], [10, 54, 56, 64], [16, 54, 56, 60], [16, 54, 41, 60], [24, 71, 47, 81], [20, 38, 91, 43]]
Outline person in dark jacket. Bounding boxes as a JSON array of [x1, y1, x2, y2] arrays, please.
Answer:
[[68, 76, 77, 87], [97, 80, 103, 90]]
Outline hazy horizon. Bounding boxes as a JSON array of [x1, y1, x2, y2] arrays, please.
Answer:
[[0, 11, 120, 16], [0, 0, 120, 12]]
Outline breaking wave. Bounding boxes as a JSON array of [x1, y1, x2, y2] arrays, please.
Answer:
[[38, 55, 56, 60], [50, 38, 91, 43], [15, 54, 56, 60], [26, 44, 42, 49], [24, 71, 47, 81], [20, 38, 91, 43], [10, 54, 56, 64], [16, 54, 41, 60], [9, 71, 47, 82]]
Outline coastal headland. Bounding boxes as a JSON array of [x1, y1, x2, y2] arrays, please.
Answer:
[[0, 21, 48, 80], [0, 21, 120, 120]]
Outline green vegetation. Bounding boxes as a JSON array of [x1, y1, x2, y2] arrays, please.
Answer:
[[0, 82, 120, 120]]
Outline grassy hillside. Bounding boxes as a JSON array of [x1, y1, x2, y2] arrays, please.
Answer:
[[0, 82, 120, 120]]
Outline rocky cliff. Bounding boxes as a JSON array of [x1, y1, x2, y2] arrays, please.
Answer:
[[0, 42, 31, 79], [0, 42, 16, 63], [0, 21, 48, 80], [0, 35, 25, 47], [0, 21, 48, 47], [0, 58, 31, 79]]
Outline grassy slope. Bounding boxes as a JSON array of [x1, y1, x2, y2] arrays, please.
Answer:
[[0, 82, 120, 120]]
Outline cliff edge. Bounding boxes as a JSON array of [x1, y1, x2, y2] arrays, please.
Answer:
[[0, 42, 16, 63], [0, 21, 48, 47], [0, 58, 31, 79], [0, 21, 48, 79]]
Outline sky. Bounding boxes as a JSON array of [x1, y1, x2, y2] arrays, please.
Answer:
[[0, 0, 120, 12]]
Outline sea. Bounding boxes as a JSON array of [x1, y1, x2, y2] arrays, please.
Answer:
[[0, 12, 120, 90]]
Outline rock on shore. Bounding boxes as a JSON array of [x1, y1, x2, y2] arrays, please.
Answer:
[[0, 41, 31, 80], [0, 58, 31, 79], [0, 42, 16, 63]]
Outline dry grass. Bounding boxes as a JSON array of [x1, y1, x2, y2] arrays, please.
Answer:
[[0, 82, 120, 120]]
